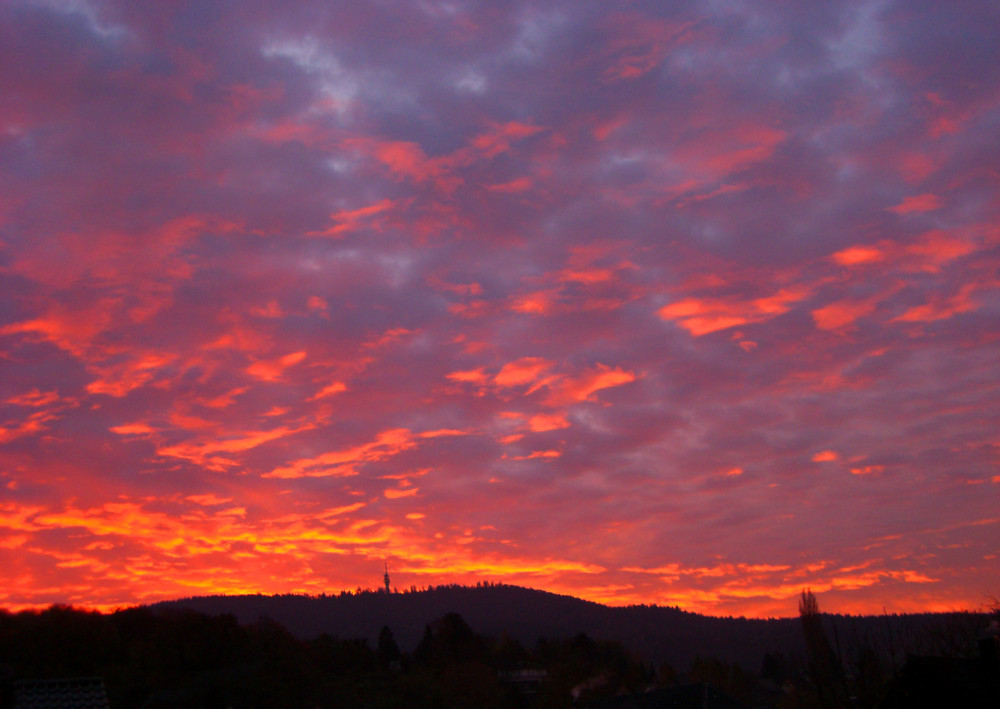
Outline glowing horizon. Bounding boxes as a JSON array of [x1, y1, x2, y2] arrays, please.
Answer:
[[1, 0, 998, 620]]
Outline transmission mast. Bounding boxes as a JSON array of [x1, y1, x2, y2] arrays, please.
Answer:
[[383, 561, 391, 594]]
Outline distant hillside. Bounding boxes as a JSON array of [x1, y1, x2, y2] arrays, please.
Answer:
[[154, 584, 775, 668], [150, 584, 988, 671]]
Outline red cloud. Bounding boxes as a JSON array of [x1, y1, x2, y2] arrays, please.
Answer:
[[888, 193, 942, 214], [494, 358, 555, 388], [306, 198, 399, 238], [544, 365, 636, 406], [660, 286, 811, 336], [831, 246, 884, 266], [246, 351, 307, 382], [812, 299, 878, 331]]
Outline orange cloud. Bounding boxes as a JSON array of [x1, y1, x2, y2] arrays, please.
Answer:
[[263, 428, 466, 480], [494, 357, 554, 388], [156, 423, 313, 470], [309, 381, 347, 401], [850, 465, 885, 476], [830, 230, 977, 279], [110, 423, 156, 435], [812, 451, 839, 462], [558, 267, 615, 285], [251, 300, 284, 318], [487, 176, 532, 193], [264, 427, 417, 479], [659, 299, 747, 335], [470, 121, 542, 158], [0, 305, 114, 360], [186, 494, 234, 506], [374, 141, 444, 182], [429, 279, 483, 296], [385, 487, 419, 499], [704, 125, 787, 174], [246, 351, 307, 382], [397, 556, 605, 577], [832, 246, 884, 266], [306, 198, 398, 238], [0, 409, 62, 444], [418, 429, 468, 439], [812, 299, 877, 331], [198, 387, 248, 409], [513, 449, 560, 460], [447, 368, 490, 385], [511, 291, 557, 314], [889, 193, 942, 214], [545, 364, 636, 406], [447, 300, 492, 318], [86, 352, 176, 397], [903, 230, 976, 272], [4, 389, 62, 407], [528, 413, 570, 432], [348, 122, 540, 193], [659, 286, 810, 336], [893, 285, 977, 323]]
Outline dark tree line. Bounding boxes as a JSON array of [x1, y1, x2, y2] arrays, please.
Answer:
[[2, 587, 994, 708], [790, 589, 999, 709], [154, 582, 990, 675], [0, 605, 651, 708]]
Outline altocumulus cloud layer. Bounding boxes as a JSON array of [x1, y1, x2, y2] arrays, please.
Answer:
[[0, 0, 998, 616]]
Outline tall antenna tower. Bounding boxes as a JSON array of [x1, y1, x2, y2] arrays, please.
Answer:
[[383, 561, 391, 594]]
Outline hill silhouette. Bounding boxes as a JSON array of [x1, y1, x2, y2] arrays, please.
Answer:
[[150, 583, 985, 671], [155, 584, 775, 668]]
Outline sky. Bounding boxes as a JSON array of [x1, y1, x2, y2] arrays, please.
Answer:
[[0, 0, 998, 619]]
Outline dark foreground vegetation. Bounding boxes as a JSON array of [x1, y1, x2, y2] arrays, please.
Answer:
[[151, 583, 990, 672], [0, 585, 996, 708], [1, 605, 647, 708]]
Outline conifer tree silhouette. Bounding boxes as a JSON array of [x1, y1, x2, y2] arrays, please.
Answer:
[[799, 588, 846, 707], [376, 625, 401, 668]]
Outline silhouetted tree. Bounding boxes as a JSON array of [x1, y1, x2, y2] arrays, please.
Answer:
[[377, 625, 401, 668], [492, 631, 528, 670], [799, 589, 846, 707]]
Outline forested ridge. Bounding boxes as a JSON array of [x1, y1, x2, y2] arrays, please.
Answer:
[[1, 585, 992, 708], [153, 582, 985, 670]]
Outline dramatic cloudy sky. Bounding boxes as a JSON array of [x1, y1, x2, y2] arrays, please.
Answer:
[[1, 0, 998, 617]]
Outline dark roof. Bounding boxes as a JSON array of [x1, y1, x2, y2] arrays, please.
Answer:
[[579, 682, 750, 709], [11, 677, 110, 709]]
